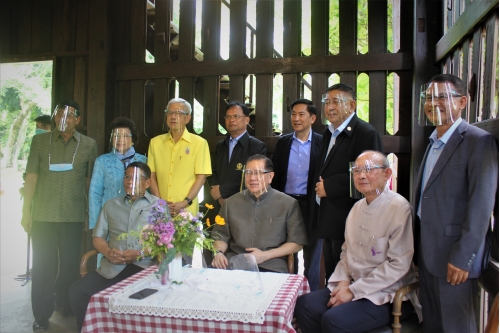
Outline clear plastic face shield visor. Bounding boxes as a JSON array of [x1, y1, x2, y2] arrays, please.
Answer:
[[321, 93, 352, 126], [163, 107, 189, 133], [418, 82, 465, 126], [123, 167, 147, 197], [349, 156, 391, 200], [110, 128, 133, 154], [243, 168, 270, 197], [52, 105, 78, 132]]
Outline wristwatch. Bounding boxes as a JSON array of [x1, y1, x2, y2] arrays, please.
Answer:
[[216, 250, 224, 255], [185, 197, 193, 206]]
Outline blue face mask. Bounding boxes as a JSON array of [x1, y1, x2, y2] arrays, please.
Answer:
[[35, 128, 47, 135], [49, 163, 73, 172]]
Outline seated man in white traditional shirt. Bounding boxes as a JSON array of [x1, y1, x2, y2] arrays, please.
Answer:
[[211, 154, 308, 273], [294, 151, 419, 333], [69, 162, 163, 332]]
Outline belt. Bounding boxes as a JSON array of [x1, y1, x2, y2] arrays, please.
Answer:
[[285, 193, 308, 201]]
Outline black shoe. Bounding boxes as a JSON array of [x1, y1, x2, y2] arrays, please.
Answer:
[[54, 303, 74, 317], [32, 318, 49, 332]]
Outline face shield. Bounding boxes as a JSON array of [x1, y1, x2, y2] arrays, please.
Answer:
[[52, 105, 77, 132], [110, 128, 133, 154], [349, 158, 390, 199], [418, 82, 465, 126], [321, 93, 352, 126], [243, 168, 270, 197], [124, 167, 147, 197], [163, 107, 189, 133]]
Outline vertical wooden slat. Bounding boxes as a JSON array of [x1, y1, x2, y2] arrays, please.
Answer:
[[75, 0, 89, 52], [51, 0, 76, 52], [177, 0, 196, 133], [461, 38, 470, 120], [229, 0, 247, 103], [338, 0, 357, 89], [481, 14, 498, 120], [0, 1, 11, 56], [154, 0, 172, 63], [153, 79, 168, 136], [468, 28, 482, 123], [282, 0, 301, 135], [368, 0, 387, 135], [202, 0, 221, 137], [87, 0, 110, 153], [115, 1, 131, 65], [311, 0, 329, 134], [452, 48, 461, 76], [31, 0, 52, 53], [254, 0, 274, 137], [18, 0, 32, 54]]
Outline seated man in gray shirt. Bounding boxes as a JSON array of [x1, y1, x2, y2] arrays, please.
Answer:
[[212, 154, 308, 273], [69, 162, 163, 332]]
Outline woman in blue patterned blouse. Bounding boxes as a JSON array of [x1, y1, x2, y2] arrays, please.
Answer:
[[88, 117, 147, 231]]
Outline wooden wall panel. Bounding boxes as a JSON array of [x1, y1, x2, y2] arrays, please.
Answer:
[[31, 0, 52, 54], [51, 0, 76, 52], [0, 1, 11, 56], [75, 0, 89, 52], [481, 14, 498, 120], [468, 28, 482, 123], [282, 0, 301, 135], [338, 0, 357, 89], [154, 0, 172, 63], [229, 0, 247, 103], [18, 0, 32, 54]]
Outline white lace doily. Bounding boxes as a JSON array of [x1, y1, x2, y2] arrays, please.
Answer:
[[108, 268, 289, 324]]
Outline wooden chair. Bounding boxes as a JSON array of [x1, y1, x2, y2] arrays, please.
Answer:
[[80, 250, 296, 276]]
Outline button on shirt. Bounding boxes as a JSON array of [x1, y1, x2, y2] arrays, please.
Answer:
[[417, 118, 463, 218], [284, 130, 312, 195], [228, 131, 247, 162]]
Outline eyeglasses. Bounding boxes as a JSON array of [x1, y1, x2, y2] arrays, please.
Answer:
[[423, 94, 463, 103], [165, 110, 188, 117], [244, 169, 271, 177], [112, 133, 132, 139], [321, 98, 351, 106], [350, 165, 387, 175], [54, 111, 77, 118], [224, 115, 247, 120]]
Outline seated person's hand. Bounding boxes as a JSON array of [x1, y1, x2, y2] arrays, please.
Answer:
[[122, 249, 140, 264], [327, 280, 353, 307], [106, 248, 126, 265], [245, 247, 268, 264], [212, 252, 228, 269]]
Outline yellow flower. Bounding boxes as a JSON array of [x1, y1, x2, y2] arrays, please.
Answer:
[[205, 203, 214, 210], [215, 215, 225, 226], [206, 218, 211, 227]]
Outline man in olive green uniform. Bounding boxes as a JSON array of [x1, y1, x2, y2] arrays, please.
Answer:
[[21, 100, 97, 332]]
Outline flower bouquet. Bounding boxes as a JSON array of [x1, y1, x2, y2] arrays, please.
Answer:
[[119, 200, 224, 284]]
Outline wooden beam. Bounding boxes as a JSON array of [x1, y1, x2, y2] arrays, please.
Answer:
[[116, 53, 412, 80], [153, 0, 172, 63], [436, 0, 498, 61], [228, 0, 247, 103], [481, 14, 498, 120]]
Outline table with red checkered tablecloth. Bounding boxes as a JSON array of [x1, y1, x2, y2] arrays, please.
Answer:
[[82, 266, 310, 333]]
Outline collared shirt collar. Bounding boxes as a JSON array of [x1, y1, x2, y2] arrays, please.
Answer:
[[165, 128, 192, 144], [292, 129, 312, 143], [245, 186, 273, 202], [123, 191, 156, 205], [429, 117, 463, 144], [54, 129, 80, 142], [328, 112, 355, 136], [230, 130, 247, 144]]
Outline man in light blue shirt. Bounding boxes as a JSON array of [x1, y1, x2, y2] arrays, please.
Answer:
[[272, 99, 323, 290]]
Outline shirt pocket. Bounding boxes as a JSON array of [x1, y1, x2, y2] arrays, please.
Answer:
[[366, 236, 388, 265]]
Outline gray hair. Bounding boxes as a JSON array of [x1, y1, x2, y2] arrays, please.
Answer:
[[166, 98, 192, 115]]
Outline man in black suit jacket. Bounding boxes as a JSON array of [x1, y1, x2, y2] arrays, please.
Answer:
[[208, 101, 266, 206], [314, 83, 383, 282], [271, 99, 323, 291], [415, 74, 498, 333]]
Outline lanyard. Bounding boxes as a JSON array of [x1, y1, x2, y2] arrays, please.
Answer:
[[48, 131, 80, 166]]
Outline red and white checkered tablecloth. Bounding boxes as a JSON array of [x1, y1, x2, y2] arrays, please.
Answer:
[[82, 266, 310, 333]]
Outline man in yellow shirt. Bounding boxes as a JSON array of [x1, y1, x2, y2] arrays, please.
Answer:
[[147, 98, 212, 215]]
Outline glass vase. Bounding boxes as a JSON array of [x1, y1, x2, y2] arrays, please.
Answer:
[[168, 252, 183, 284]]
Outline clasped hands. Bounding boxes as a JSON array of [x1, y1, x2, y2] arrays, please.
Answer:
[[327, 281, 354, 308], [210, 185, 225, 205], [106, 248, 138, 265]]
